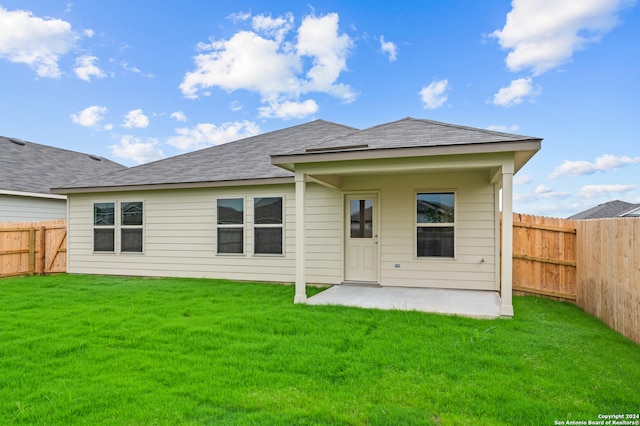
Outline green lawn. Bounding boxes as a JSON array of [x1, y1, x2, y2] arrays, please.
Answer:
[[1, 275, 639, 425]]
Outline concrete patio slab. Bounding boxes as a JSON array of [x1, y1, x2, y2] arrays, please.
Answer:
[[306, 285, 503, 319]]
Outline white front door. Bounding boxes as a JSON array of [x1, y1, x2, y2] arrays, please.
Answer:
[[344, 194, 378, 283]]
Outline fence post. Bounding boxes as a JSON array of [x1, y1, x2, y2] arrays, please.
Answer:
[[28, 227, 35, 276], [39, 226, 46, 275]]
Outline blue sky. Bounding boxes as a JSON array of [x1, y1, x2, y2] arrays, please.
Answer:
[[1, 0, 638, 217]]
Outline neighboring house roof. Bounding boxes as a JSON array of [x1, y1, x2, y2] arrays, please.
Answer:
[[567, 200, 640, 219], [53, 117, 542, 194], [0, 135, 126, 196]]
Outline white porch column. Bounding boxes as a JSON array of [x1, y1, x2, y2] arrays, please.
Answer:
[[294, 171, 307, 303], [500, 170, 514, 316]]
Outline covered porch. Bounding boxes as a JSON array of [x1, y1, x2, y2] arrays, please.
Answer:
[[306, 285, 502, 319]]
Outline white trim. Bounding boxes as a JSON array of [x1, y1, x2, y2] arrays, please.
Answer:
[[294, 172, 307, 303], [0, 189, 66, 200], [500, 171, 514, 317], [93, 201, 116, 253], [272, 141, 540, 173], [120, 200, 145, 254], [52, 177, 294, 195], [252, 195, 285, 256], [343, 192, 380, 283], [215, 196, 246, 256]]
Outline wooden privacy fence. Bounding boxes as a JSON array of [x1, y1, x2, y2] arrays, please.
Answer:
[[507, 214, 640, 345], [576, 218, 639, 345], [0, 219, 67, 277], [510, 213, 577, 301]]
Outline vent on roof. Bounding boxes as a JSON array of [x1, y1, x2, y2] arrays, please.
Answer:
[[89, 155, 103, 161], [8, 137, 26, 146], [305, 144, 369, 153]]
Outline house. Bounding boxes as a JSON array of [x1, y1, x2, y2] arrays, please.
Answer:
[[568, 200, 640, 219], [0, 136, 126, 222], [52, 118, 542, 316]]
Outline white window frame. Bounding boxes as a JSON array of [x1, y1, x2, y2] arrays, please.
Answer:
[[415, 190, 456, 259], [93, 201, 116, 253], [120, 201, 144, 253], [216, 197, 246, 255], [92, 200, 144, 254], [253, 195, 284, 256]]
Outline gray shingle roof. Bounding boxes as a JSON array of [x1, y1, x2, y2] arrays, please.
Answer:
[[0, 136, 126, 194], [53, 117, 541, 193], [568, 200, 640, 219], [276, 117, 540, 155], [54, 120, 357, 191]]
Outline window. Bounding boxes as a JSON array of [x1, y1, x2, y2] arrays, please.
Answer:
[[217, 198, 244, 254], [254, 197, 283, 255], [93, 201, 143, 253], [416, 192, 455, 258], [121, 202, 143, 252], [94, 202, 115, 252]]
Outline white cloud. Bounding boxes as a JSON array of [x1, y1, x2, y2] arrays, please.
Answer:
[[379, 36, 397, 62], [74, 55, 106, 82], [0, 6, 81, 78], [418, 79, 449, 109], [180, 30, 299, 99], [120, 61, 154, 78], [170, 111, 187, 122], [258, 98, 319, 119], [110, 135, 165, 165], [535, 184, 552, 194], [493, 77, 538, 107], [514, 174, 533, 185], [491, 0, 633, 75], [179, 12, 355, 118], [548, 154, 640, 179], [251, 13, 294, 44], [228, 11, 251, 23], [230, 101, 243, 112], [577, 184, 636, 199], [297, 13, 354, 101], [122, 109, 150, 129], [70, 105, 108, 128], [487, 124, 521, 133], [514, 188, 571, 202], [166, 121, 261, 151]]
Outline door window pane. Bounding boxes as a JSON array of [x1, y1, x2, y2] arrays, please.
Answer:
[[350, 199, 373, 238]]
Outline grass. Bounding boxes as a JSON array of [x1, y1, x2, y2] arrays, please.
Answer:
[[1, 275, 639, 425]]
